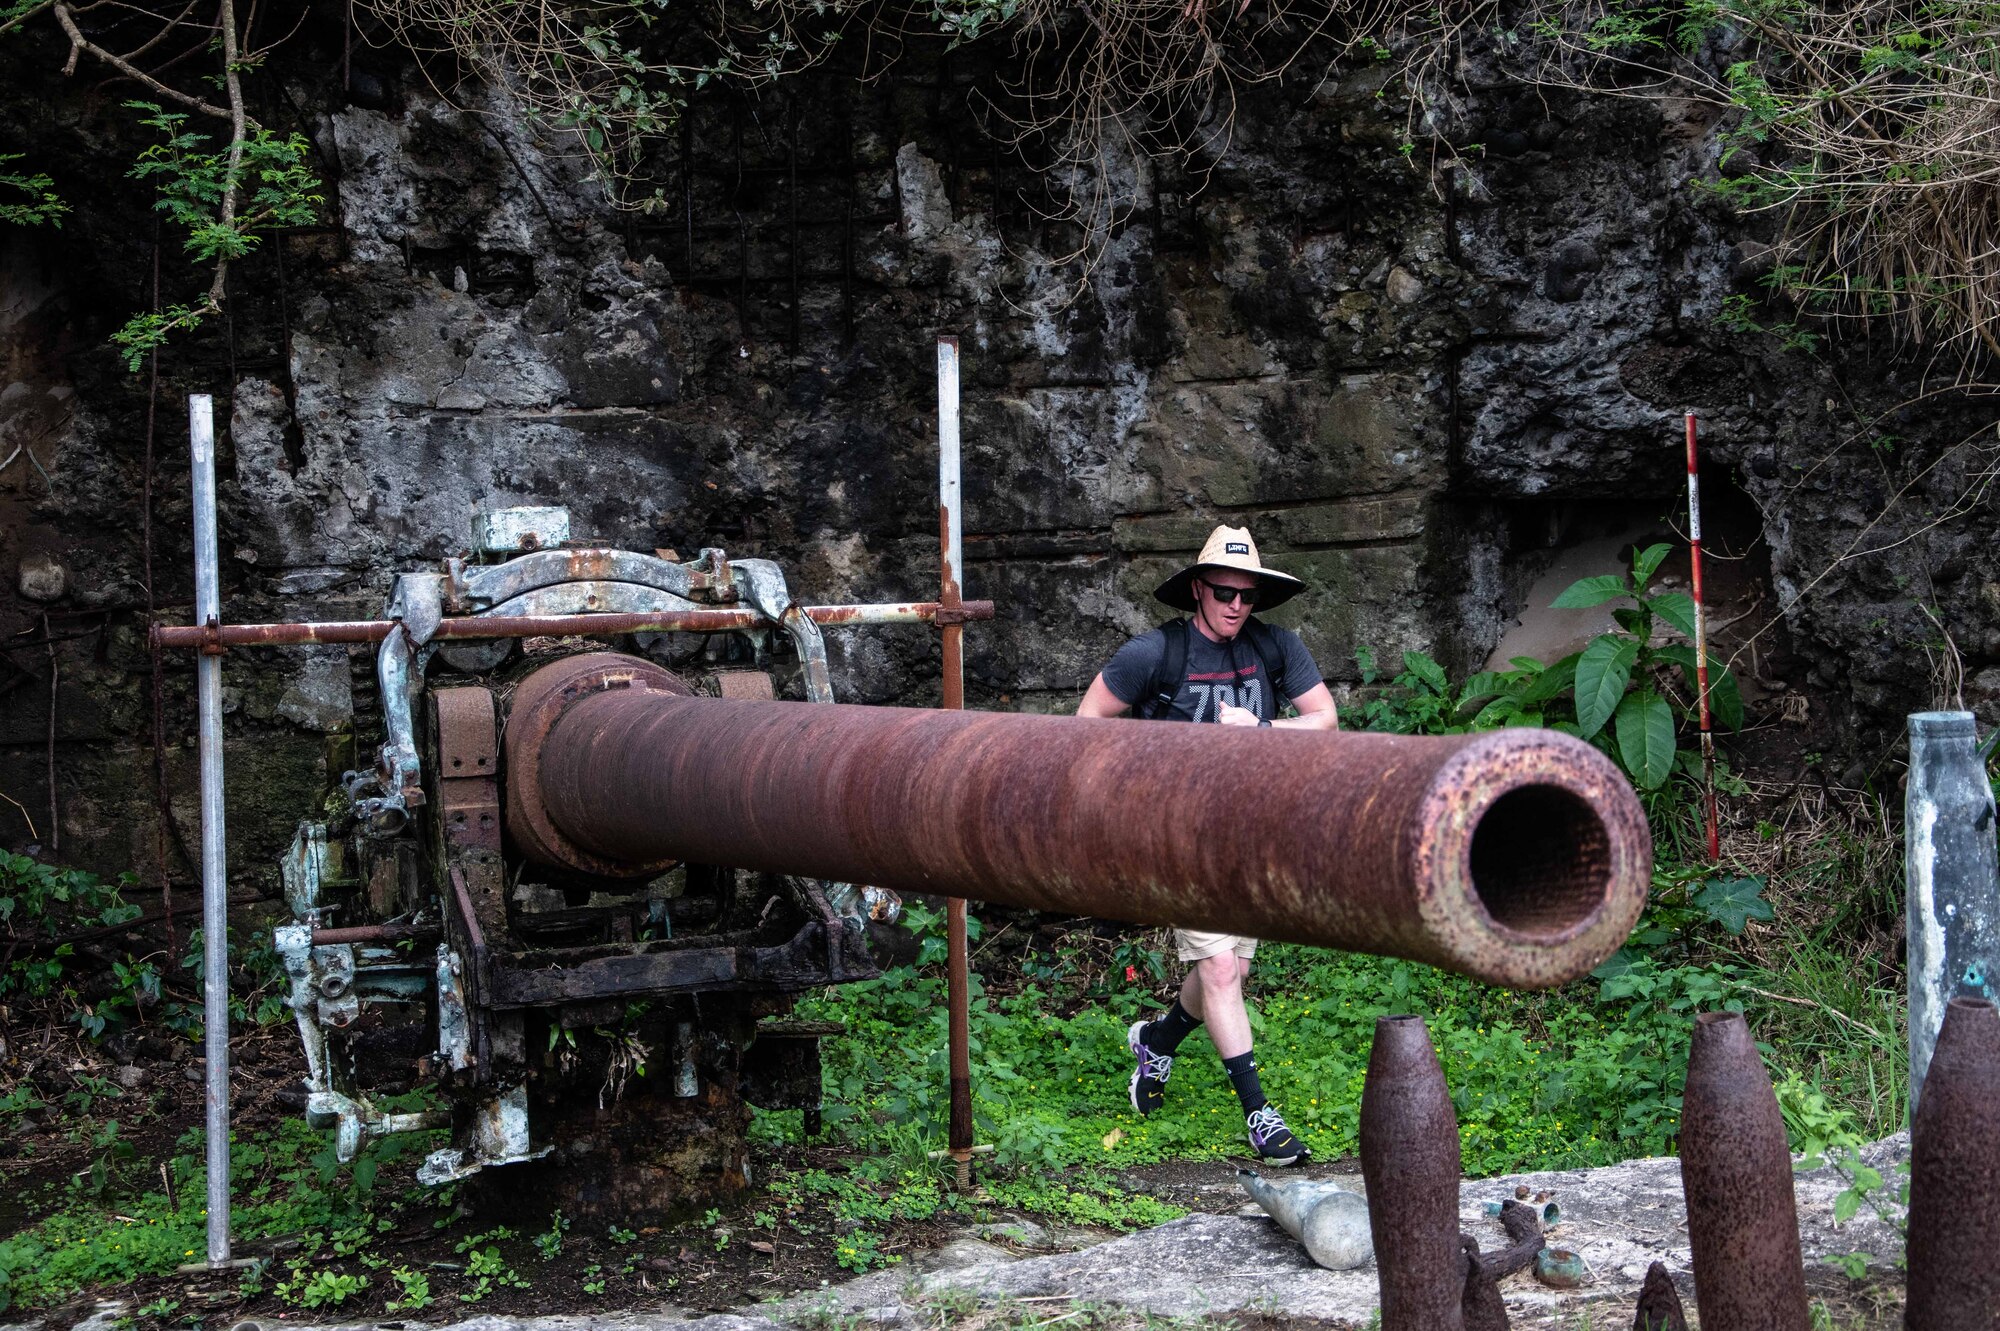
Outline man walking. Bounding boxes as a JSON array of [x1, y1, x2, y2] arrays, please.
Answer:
[[1076, 526, 1338, 1166]]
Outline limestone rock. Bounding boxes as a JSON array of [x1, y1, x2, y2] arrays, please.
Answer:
[[16, 550, 66, 602]]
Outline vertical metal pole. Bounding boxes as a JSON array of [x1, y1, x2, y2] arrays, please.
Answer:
[[190, 394, 232, 1265], [1685, 411, 1720, 863], [937, 336, 974, 1185], [1906, 710, 2000, 1113]]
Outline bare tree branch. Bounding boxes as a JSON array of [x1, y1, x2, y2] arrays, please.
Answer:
[[52, 0, 231, 118], [209, 0, 246, 302]]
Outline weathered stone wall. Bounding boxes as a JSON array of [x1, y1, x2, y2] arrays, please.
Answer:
[[3, 19, 1998, 881]]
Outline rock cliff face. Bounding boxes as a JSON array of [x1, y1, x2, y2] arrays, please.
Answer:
[[2, 21, 1997, 879]]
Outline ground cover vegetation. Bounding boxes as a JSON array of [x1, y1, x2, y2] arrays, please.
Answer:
[[2, 549, 1926, 1322]]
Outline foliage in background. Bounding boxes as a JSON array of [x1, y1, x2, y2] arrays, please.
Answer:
[[0, 151, 65, 226], [10, 0, 1998, 354], [1507, 0, 2000, 371], [0, 1116, 437, 1313], [110, 102, 322, 370], [0, 854, 189, 1042], [772, 865, 1897, 1188], [1358, 542, 1744, 801], [0, 3, 324, 369]]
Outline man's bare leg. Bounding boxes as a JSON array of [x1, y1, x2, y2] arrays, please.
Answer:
[[1179, 954, 1253, 1059], [1177, 952, 1306, 1164]]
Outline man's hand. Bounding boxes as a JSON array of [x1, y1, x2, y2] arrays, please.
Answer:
[[1217, 703, 1260, 727]]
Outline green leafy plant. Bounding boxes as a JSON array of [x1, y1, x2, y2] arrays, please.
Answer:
[[832, 1226, 894, 1273], [275, 1264, 368, 1309], [0, 855, 183, 1044], [1694, 876, 1775, 935], [1354, 648, 1558, 734], [387, 1266, 432, 1311], [532, 1211, 568, 1261], [0, 152, 66, 227], [111, 102, 322, 370], [1547, 542, 1744, 789], [457, 1244, 529, 1302]]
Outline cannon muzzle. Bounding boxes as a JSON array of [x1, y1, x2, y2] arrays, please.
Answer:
[[504, 653, 1650, 989]]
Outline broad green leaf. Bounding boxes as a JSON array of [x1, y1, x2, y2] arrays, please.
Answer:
[[1507, 656, 1546, 674], [1457, 671, 1509, 704], [1574, 635, 1639, 738], [1651, 591, 1698, 639], [1696, 876, 1774, 934], [1653, 642, 1697, 671], [1612, 606, 1650, 637], [1709, 665, 1744, 731], [1653, 645, 1745, 731], [1614, 690, 1676, 788], [1551, 574, 1630, 609], [1522, 653, 1581, 705], [1402, 651, 1449, 695], [1632, 542, 1674, 588]]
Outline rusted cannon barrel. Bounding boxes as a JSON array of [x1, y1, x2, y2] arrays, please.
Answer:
[[505, 653, 1651, 989]]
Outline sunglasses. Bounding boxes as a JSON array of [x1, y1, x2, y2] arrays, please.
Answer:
[[1196, 579, 1261, 607]]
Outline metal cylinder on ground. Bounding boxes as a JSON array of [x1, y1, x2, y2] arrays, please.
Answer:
[[507, 654, 1651, 989], [1904, 711, 2000, 1112], [1678, 1010, 1809, 1331], [1360, 1015, 1464, 1331], [1904, 995, 2000, 1330]]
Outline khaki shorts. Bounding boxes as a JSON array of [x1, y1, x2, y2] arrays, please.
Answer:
[[1174, 929, 1258, 963]]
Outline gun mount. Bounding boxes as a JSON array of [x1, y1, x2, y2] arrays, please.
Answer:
[[260, 526, 984, 1220]]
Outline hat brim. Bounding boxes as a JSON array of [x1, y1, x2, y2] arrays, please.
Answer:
[[1153, 563, 1306, 613]]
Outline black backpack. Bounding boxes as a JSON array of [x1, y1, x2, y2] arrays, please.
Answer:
[[1136, 617, 1289, 720]]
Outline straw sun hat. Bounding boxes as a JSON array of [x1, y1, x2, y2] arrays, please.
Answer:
[[1152, 525, 1306, 613]]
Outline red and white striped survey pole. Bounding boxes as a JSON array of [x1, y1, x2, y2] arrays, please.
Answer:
[[1685, 410, 1721, 863]]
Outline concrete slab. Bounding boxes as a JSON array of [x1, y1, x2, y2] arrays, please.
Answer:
[[13, 1138, 1904, 1331]]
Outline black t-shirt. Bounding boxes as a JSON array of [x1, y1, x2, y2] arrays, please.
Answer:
[[1100, 621, 1324, 723]]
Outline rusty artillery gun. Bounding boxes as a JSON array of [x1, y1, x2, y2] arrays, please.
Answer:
[[225, 505, 1648, 1222]]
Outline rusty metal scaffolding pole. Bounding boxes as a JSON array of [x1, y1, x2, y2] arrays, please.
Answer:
[[150, 600, 995, 651], [513, 660, 1653, 989], [189, 395, 232, 1267], [937, 334, 976, 1185]]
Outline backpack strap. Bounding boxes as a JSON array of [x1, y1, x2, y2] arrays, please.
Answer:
[[1137, 618, 1190, 719], [1241, 619, 1289, 712]]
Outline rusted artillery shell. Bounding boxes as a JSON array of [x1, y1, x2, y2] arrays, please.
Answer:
[[510, 654, 1652, 988], [1632, 1261, 1688, 1331], [1905, 995, 2000, 1331], [1678, 1011, 1809, 1331], [1361, 1015, 1464, 1331]]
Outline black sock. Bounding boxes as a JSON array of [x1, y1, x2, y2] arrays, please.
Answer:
[[1142, 1000, 1202, 1055], [1222, 1051, 1267, 1115]]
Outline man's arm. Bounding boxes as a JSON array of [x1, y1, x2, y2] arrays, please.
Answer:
[[1277, 682, 1338, 731], [1218, 682, 1338, 729], [1208, 683, 1336, 727], [1077, 673, 1132, 718]]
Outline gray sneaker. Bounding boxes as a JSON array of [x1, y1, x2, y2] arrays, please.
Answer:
[[1127, 1021, 1173, 1115], [1246, 1104, 1309, 1166]]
